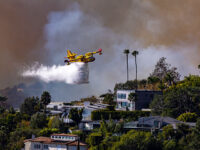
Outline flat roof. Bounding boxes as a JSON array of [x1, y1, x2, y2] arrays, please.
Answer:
[[51, 133, 78, 137]]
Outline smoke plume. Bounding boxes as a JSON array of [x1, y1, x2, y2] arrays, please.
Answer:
[[1, 0, 200, 102], [22, 63, 89, 84]]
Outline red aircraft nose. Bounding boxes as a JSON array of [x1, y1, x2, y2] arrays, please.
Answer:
[[98, 49, 102, 55], [98, 48, 102, 52]]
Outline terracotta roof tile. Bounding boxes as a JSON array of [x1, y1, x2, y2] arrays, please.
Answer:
[[24, 136, 87, 146], [24, 137, 53, 143], [67, 141, 87, 146]]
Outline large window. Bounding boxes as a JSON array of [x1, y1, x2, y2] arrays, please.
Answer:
[[117, 93, 126, 99], [122, 102, 127, 107], [44, 145, 48, 149], [34, 144, 41, 149]]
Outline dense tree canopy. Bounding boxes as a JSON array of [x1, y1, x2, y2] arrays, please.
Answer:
[[150, 75, 200, 117], [69, 108, 83, 126], [128, 92, 137, 102], [30, 113, 47, 129], [20, 97, 39, 116], [40, 91, 51, 113], [177, 112, 198, 122], [150, 57, 180, 83], [101, 93, 115, 105], [112, 130, 161, 150]]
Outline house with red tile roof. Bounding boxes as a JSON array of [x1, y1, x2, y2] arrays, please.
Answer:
[[24, 134, 87, 150]]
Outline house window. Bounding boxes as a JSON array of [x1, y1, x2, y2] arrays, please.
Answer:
[[34, 144, 41, 149], [117, 93, 126, 99], [122, 102, 127, 107], [44, 145, 48, 149], [117, 93, 121, 99], [123, 94, 126, 99]]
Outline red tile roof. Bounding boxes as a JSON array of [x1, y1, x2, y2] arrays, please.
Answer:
[[24, 137, 52, 143], [24, 136, 87, 146], [67, 141, 87, 146]]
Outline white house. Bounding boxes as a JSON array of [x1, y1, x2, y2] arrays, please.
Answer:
[[116, 90, 135, 111], [47, 102, 65, 110], [116, 89, 163, 111], [24, 134, 87, 150]]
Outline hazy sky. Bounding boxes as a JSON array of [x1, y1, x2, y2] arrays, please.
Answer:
[[0, 0, 200, 101]]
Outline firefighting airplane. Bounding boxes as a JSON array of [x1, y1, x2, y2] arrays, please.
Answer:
[[64, 49, 102, 65]]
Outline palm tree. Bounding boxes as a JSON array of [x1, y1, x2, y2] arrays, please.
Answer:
[[124, 49, 130, 81], [132, 50, 139, 89]]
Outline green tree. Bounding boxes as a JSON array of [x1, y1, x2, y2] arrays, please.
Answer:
[[101, 93, 115, 105], [80, 96, 98, 103], [139, 79, 147, 89], [150, 75, 200, 117], [48, 116, 64, 130], [177, 112, 198, 122], [114, 80, 137, 94], [147, 76, 160, 90], [40, 91, 51, 113], [87, 132, 103, 147], [150, 57, 180, 82], [0, 130, 7, 150], [163, 139, 177, 150], [0, 96, 7, 102], [0, 96, 7, 112], [30, 113, 47, 129], [69, 108, 83, 126], [183, 119, 200, 150], [8, 106, 15, 114], [39, 128, 59, 137], [128, 92, 137, 102], [164, 73, 176, 86], [150, 95, 164, 115], [176, 123, 190, 139], [124, 49, 130, 81], [159, 125, 176, 140], [132, 50, 139, 89], [164, 85, 200, 117], [6, 113, 17, 132], [8, 128, 38, 150], [20, 97, 39, 116], [113, 130, 161, 150]]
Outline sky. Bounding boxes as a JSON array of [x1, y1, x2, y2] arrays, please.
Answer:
[[0, 0, 200, 102]]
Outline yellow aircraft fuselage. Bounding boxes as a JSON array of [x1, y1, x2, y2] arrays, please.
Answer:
[[64, 49, 102, 65]]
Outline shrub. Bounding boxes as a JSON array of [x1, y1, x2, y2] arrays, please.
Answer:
[[87, 132, 103, 146], [30, 113, 47, 129], [39, 128, 59, 137], [91, 110, 150, 120], [177, 112, 198, 122]]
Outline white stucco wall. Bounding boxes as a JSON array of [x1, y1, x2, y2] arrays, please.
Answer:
[[116, 90, 135, 110], [24, 141, 87, 150]]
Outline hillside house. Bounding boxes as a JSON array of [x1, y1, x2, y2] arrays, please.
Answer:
[[24, 133, 87, 150], [116, 89, 162, 111]]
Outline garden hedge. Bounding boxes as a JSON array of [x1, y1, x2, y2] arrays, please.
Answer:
[[91, 110, 150, 120]]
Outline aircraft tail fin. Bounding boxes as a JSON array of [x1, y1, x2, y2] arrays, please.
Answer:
[[67, 50, 77, 58]]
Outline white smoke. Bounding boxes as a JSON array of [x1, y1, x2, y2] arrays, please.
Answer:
[[22, 62, 89, 84]]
